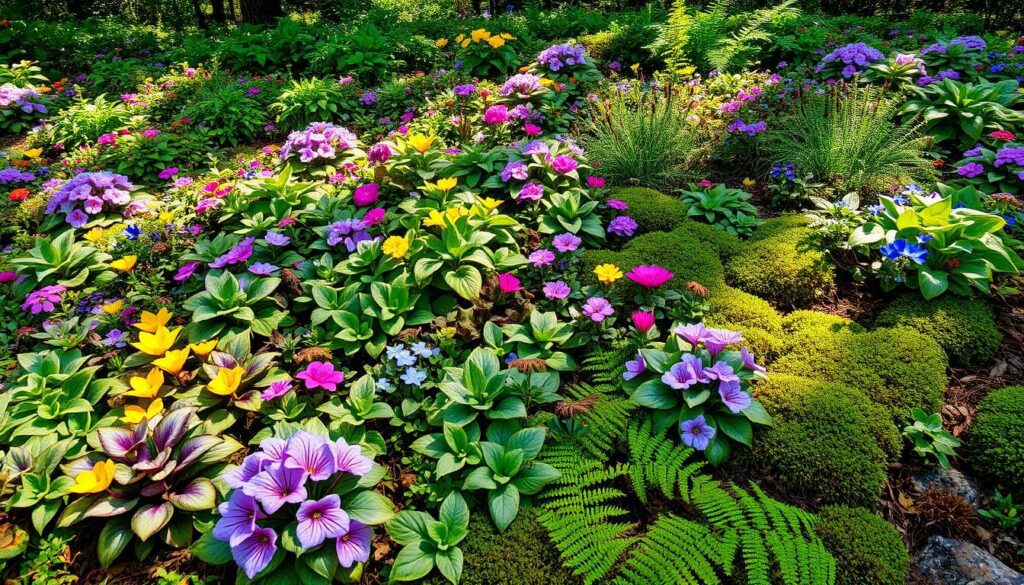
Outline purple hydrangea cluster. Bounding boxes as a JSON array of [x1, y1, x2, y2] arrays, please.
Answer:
[[214, 431, 376, 578], [0, 167, 36, 184], [46, 172, 139, 228], [921, 35, 987, 55], [727, 118, 767, 137], [815, 42, 885, 78], [327, 218, 371, 250], [0, 85, 47, 114], [499, 73, 543, 96], [994, 146, 1024, 169], [536, 43, 588, 72], [280, 122, 359, 164]]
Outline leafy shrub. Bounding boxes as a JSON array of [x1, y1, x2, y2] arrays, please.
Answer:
[[0, 85, 48, 134], [272, 77, 353, 131], [33, 94, 135, 149], [772, 326, 948, 417], [765, 84, 934, 192], [725, 215, 835, 306], [901, 78, 1024, 148], [815, 506, 911, 585], [754, 377, 896, 506], [95, 128, 182, 184], [704, 285, 784, 334], [182, 81, 268, 147], [608, 187, 688, 234], [875, 295, 1001, 366], [675, 218, 743, 259], [678, 183, 763, 237], [782, 310, 865, 336], [307, 25, 402, 83], [967, 385, 1024, 491], [583, 87, 697, 190]]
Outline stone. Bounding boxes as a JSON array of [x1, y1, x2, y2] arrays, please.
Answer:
[[912, 468, 981, 507], [916, 535, 1024, 585]]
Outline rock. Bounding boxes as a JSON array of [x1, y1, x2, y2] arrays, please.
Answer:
[[912, 468, 981, 507], [916, 535, 1024, 585]]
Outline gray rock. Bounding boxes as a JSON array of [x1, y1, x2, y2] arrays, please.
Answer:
[[912, 468, 981, 507], [917, 535, 1024, 585]]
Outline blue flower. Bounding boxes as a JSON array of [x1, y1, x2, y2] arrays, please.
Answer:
[[880, 239, 929, 265], [868, 204, 884, 216], [400, 367, 427, 387], [103, 329, 127, 348], [504, 352, 518, 365], [385, 344, 406, 361], [410, 342, 433, 358], [123, 225, 142, 240], [917, 233, 934, 245], [393, 349, 417, 368], [892, 195, 910, 205], [375, 378, 394, 393]]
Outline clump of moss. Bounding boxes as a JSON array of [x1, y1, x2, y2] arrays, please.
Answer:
[[456, 508, 579, 585], [815, 505, 911, 585], [782, 310, 865, 336], [967, 385, 1024, 491], [610, 187, 689, 234], [875, 295, 1001, 367], [724, 216, 835, 307], [772, 326, 947, 417], [675, 219, 742, 260], [754, 381, 893, 506], [704, 285, 783, 334]]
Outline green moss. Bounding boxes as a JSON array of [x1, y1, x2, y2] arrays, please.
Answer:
[[772, 326, 947, 417], [967, 385, 1024, 492], [704, 285, 783, 334], [815, 505, 911, 585], [724, 216, 835, 307], [782, 310, 865, 336], [456, 507, 579, 585], [610, 187, 689, 234], [675, 219, 742, 260], [875, 295, 1001, 367], [754, 379, 892, 506], [747, 213, 812, 241]]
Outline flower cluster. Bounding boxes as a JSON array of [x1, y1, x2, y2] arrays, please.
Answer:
[[536, 43, 588, 73], [280, 122, 359, 164], [499, 73, 543, 96], [0, 85, 47, 114], [727, 118, 767, 136], [921, 35, 987, 55], [816, 42, 885, 78], [382, 342, 438, 389], [46, 171, 141, 227]]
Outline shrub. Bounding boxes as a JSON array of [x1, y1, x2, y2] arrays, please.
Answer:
[[725, 216, 835, 306], [676, 219, 742, 259], [609, 187, 688, 234], [33, 94, 134, 149], [967, 385, 1024, 492], [678, 183, 763, 237], [183, 80, 269, 147], [272, 77, 353, 131], [815, 506, 911, 585], [875, 295, 1001, 366], [754, 379, 894, 506], [782, 310, 865, 336], [772, 326, 947, 417]]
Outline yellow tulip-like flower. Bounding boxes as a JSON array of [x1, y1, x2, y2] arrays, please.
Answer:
[[23, 148, 42, 159], [407, 134, 436, 154], [488, 36, 506, 49], [101, 300, 124, 315], [121, 398, 163, 424], [423, 210, 447, 228], [159, 211, 175, 223], [68, 460, 115, 494], [435, 38, 448, 48], [382, 236, 410, 259], [594, 263, 624, 285], [126, 367, 164, 399], [476, 196, 502, 211], [153, 348, 190, 375], [134, 307, 173, 333], [742, 177, 756, 187], [132, 326, 181, 356], [207, 366, 245, 396], [189, 339, 218, 358], [83, 228, 105, 243], [110, 256, 137, 272], [436, 177, 458, 192]]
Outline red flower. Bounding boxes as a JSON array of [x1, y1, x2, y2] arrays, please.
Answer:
[[8, 188, 29, 201], [991, 130, 1016, 141], [932, 159, 945, 167], [947, 258, 962, 268]]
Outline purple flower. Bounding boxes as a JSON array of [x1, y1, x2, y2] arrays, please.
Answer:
[[516, 181, 544, 201], [224, 455, 266, 489], [674, 322, 710, 347], [680, 416, 715, 450], [606, 199, 628, 210], [280, 122, 358, 164], [214, 491, 266, 546], [608, 216, 638, 237], [740, 347, 766, 374], [367, 142, 393, 164], [528, 249, 555, 266], [231, 526, 278, 579], [249, 262, 278, 276], [499, 74, 542, 96], [335, 520, 373, 568], [718, 383, 751, 413], [296, 361, 345, 392], [264, 231, 290, 246], [727, 118, 767, 136], [543, 280, 571, 300], [102, 329, 127, 347], [550, 155, 578, 174], [242, 463, 308, 514], [956, 162, 984, 178], [262, 380, 293, 400], [454, 84, 477, 96], [501, 161, 529, 182], [552, 233, 581, 252], [174, 261, 201, 282], [623, 351, 646, 381], [704, 328, 744, 357], [284, 431, 336, 481], [581, 297, 614, 322], [296, 494, 350, 549], [331, 438, 374, 476], [360, 91, 378, 106], [705, 361, 740, 384], [662, 355, 711, 390], [536, 43, 588, 72], [22, 285, 66, 314], [158, 167, 179, 180], [211, 237, 255, 268]]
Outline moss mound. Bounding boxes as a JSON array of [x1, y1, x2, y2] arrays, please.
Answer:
[[704, 285, 783, 333], [456, 508, 578, 585], [724, 216, 835, 307], [815, 505, 911, 585], [875, 295, 1001, 367], [967, 385, 1024, 492], [610, 187, 689, 234], [675, 219, 743, 260], [772, 326, 947, 417], [782, 310, 865, 336]]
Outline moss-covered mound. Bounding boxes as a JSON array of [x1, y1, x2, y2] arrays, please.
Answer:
[[609, 187, 689, 234], [457, 508, 579, 585], [724, 215, 835, 307], [875, 295, 1001, 367], [967, 385, 1024, 492], [782, 310, 865, 336], [815, 506, 911, 585], [753, 379, 894, 506], [772, 326, 947, 417]]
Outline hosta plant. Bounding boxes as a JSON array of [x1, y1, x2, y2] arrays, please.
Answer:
[[438, 348, 527, 426], [9, 227, 114, 298], [903, 408, 960, 469], [386, 490, 469, 583], [411, 421, 484, 480], [901, 79, 1024, 148], [183, 270, 290, 341], [678, 183, 763, 237], [499, 310, 584, 371]]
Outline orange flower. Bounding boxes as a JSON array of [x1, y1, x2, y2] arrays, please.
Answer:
[[8, 188, 29, 202]]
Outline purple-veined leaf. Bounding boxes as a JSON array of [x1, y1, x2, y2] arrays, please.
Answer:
[[131, 502, 174, 542], [167, 478, 216, 511], [98, 427, 144, 460], [84, 496, 139, 518], [176, 435, 220, 471], [153, 407, 194, 452]]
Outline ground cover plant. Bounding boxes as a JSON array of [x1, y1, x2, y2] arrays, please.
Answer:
[[0, 0, 1023, 583]]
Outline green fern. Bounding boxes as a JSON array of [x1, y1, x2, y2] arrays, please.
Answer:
[[627, 417, 703, 502]]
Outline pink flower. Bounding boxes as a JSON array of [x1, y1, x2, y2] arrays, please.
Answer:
[[363, 207, 386, 226], [626, 265, 674, 288], [140, 128, 160, 138], [0, 270, 18, 284], [550, 155, 578, 174], [587, 176, 605, 189], [523, 123, 542, 135], [98, 133, 118, 145], [631, 310, 655, 332], [262, 380, 293, 400], [353, 183, 380, 206], [581, 297, 614, 322], [698, 179, 714, 188], [296, 362, 346, 392], [991, 130, 1016, 141], [498, 273, 522, 293], [606, 199, 627, 210], [517, 182, 544, 201], [483, 105, 510, 125]]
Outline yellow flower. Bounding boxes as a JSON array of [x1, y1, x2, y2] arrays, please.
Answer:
[[189, 339, 218, 358], [101, 300, 123, 315], [153, 348, 190, 375], [134, 308, 172, 333], [121, 398, 163, 424], [500, 33, 514, 40], [471, 28, 490, 42], [436, 177, 457, 192], [23, 148, 42, 159], [407, 134, 436, 154], [110, 256, 137, 272], [382, 236, 409, 259], [476, 196, 502, 211], [455, 34, 465, 43], [159, 211, 175, 223], [461, 38, 471, 48], [83, 228, 105, 243], [488, 36, 506, 49], [742, 177, 756, 187], [436, 38, 448, 48], [68, 460, 115, 494], [132, 326, 181, 356], [207, 366, 245, 396], [126, 367, 164, 399], [423, 210, 447, 228], [594, 263, 624, 285], [539, 77, 554, 87]]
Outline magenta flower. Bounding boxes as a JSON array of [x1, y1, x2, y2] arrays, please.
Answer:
[[625, 265, 674, 288], [174, 261, 201, 282], [631, 310, 655, 332], [552, 233, 581, 252], [331, 438, 374, 476], [517, 181, 544, 201], [543, 280, 571, 300], [214, 491, 265, 546], [296, 361, 345, 392], [231, 526, 278, 579], [498, 273, 522, 293], [606, 199, 627, 210], [587, 176, 606, 189], [581, 297, 614, 322], [483, 104, 511, 125], [680, 416, 715, 450], [363, 207, 386, 226], [22, 285, 66, 314], [368, 142, 394, 164], [158, 167, 179, 180], [261, 380, 293, 400], [283, 431, 336, 481], [662, 355, 711, 390], [523, 123, 542, 136], [296, 494, 351, 549], [528, 249, 555, 266], [550, 155, 578, 174], [242, 463, 308, 514], [0, 271, 18, 284], [353, 182, 380, 206], [335, 520, 373, 568]]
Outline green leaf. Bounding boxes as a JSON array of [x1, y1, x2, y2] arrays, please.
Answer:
[[168, 478, 217, 511], [98, 517, 133, 568], [632, 379, 679, 409], [191, 531, 233, 565], [387, 511, 435, 546], [918, 267, 949, 300], [716, 415, 753, 446], [487, 484, 520, 533], [342, 490, 395, 525], [390, 540, 437, 582], [438, 491, 469, 537], [435, 547, 464, 584], [131, 502, 174, 542]]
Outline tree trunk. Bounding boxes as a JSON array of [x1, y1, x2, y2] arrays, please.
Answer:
[[240, 0, 283, 24], [211, 0, 227, 23], [192, 0, 208, 28]]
